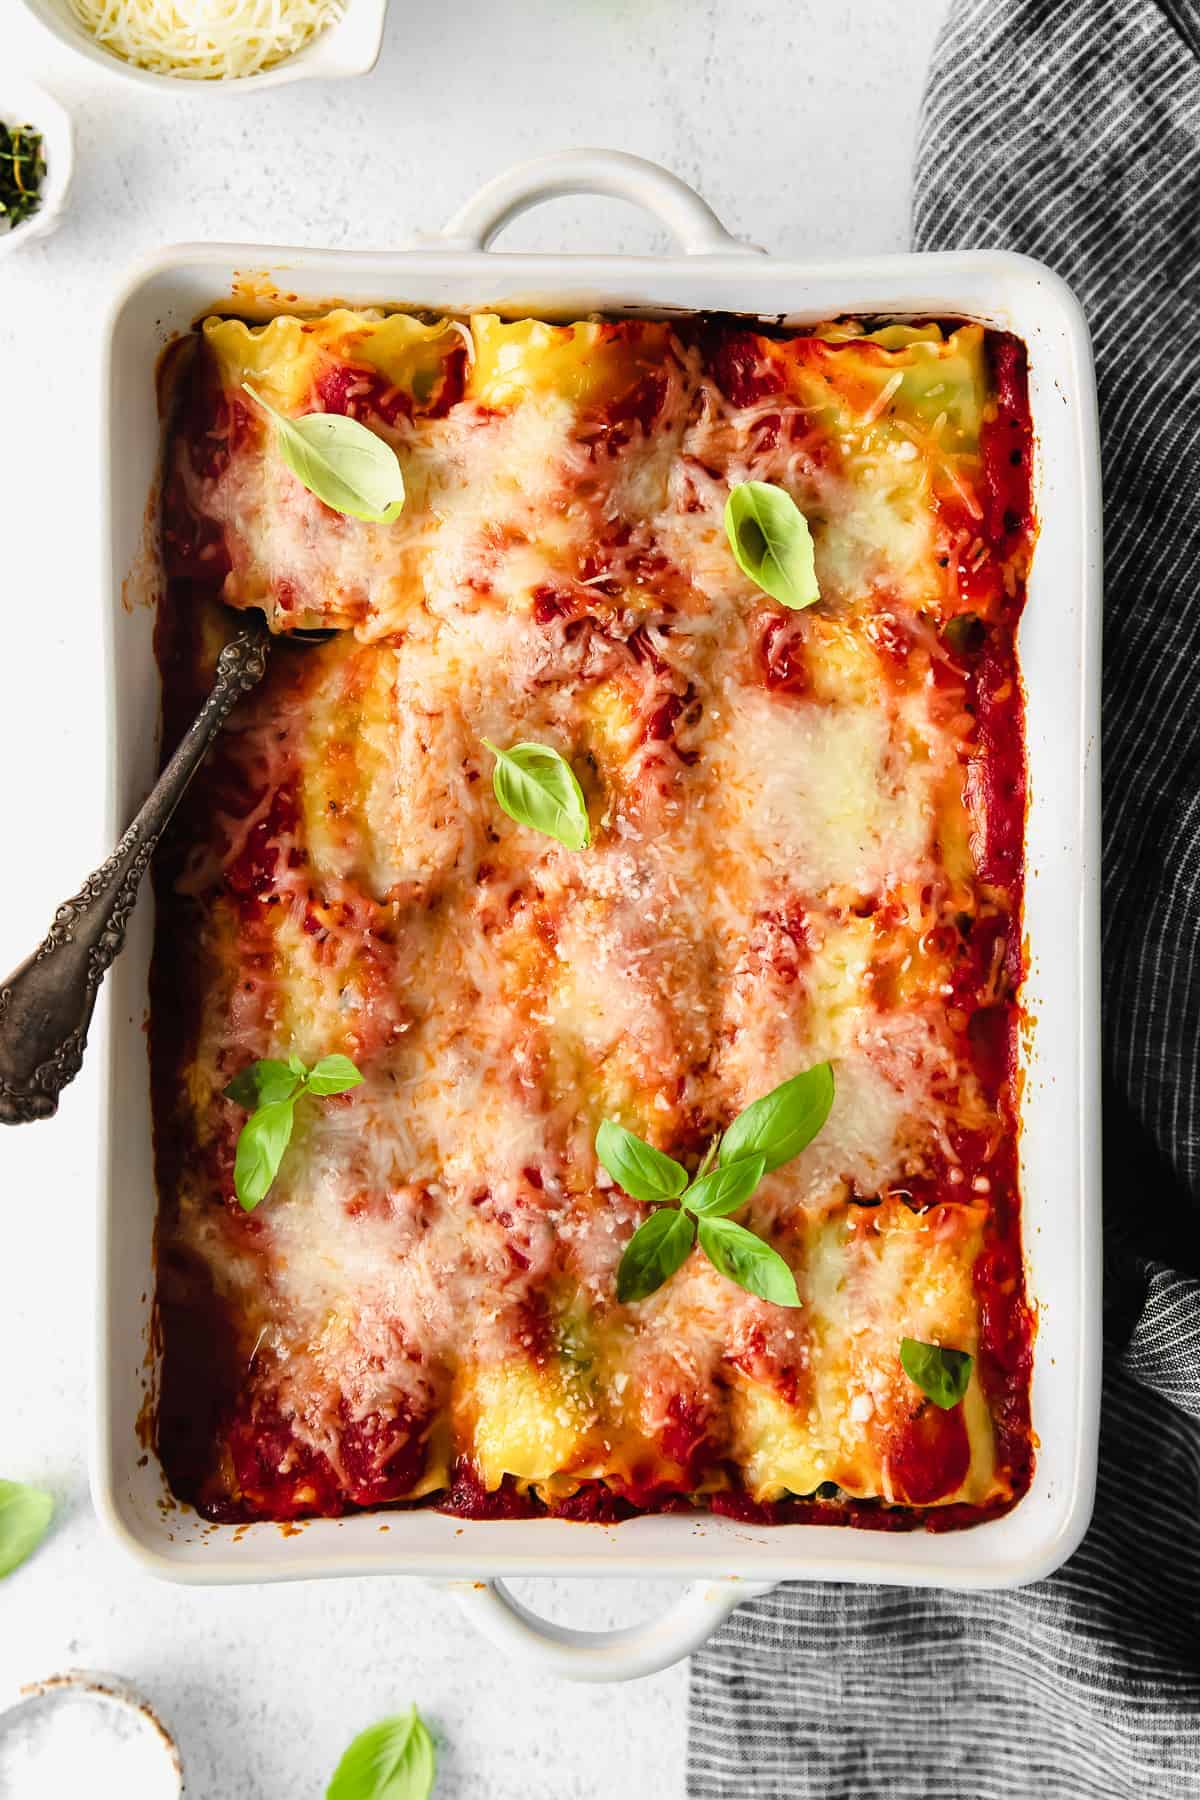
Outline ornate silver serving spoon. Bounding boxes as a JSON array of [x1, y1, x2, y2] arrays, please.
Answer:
[[0, 616, 325, 1125]]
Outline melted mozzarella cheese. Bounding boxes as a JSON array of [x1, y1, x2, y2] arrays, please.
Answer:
[[710, 686, 943, 896], [733, 1200, 994, 1503], [155, 310, 1027, 1520]]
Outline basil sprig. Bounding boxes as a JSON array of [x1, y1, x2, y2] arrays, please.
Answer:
[[483, 739, 591, 851], [326, 1705, 436, 1800], [600, 1063, 834, 1307], [900, 1338, 974, 1410], [224, 1052, 363, 1212], [242, 383, 406, 523], [724, 480, 820, 610], [0, 1479, 53, 1580]]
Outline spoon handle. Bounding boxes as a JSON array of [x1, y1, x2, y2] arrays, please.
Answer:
[[0, 624, 270, 1124]]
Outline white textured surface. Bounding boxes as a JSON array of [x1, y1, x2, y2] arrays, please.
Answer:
[[0, 2, 947, 1794]]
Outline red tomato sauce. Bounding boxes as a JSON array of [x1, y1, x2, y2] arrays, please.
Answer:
[[152, 318, 1035, 1532]]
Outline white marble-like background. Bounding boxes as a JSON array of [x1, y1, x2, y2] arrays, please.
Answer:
[[0, 2, 948, 1793]]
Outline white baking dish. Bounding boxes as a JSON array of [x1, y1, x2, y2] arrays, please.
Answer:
[[93, 150, 1103, 1682]]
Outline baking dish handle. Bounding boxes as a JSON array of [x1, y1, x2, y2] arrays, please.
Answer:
[[436, 149, 758, 256], [445, 1577, 774, 1683]]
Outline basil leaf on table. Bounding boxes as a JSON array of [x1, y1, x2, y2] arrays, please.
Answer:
[[900, 1338, 974, 1410], [724, 481, 820, 610], [596, 1120, 688, 1202], [326, 1705, 436, 1800], [483, 739, 591, 850], [617, 1207, 697, 1304], [719, 1063, 835, 1174], [697, 1217, 801, 1307], [0, 1480, 53, 1580], [242, 383, 406, 523], [682, 1152, 767, 1218]]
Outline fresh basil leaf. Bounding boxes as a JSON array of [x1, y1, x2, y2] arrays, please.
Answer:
[[682, 1152, 766, 1218], [224, 1058, 303, 1110], [724, 480, 820, 610], [243, 383, 405, 524], [483, 739, 590, 851], [697, 1217, 801, 1307], [900, 1338, 973, 1410], [0, 1480, 53, 1580], [617, 1208, 696, 1304], [233, 1096, 297, 1212], [596, 1120, 687, 1203], [326, 1706, 436, 1800], [719, 1063, 835, 1175], [305, 1053, 364, 1097]]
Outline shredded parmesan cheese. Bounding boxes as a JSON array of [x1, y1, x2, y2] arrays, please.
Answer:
[[152, 309, 1032, 1525], [67, 0, 345, 80]]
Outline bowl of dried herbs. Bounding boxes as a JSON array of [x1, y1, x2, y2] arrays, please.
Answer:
[[0, 79, 73, 256]]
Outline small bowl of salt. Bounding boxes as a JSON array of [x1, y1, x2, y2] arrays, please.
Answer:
[[0, 1670, 183, 1797]]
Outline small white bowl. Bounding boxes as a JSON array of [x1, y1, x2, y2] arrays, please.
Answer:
[[0, 1670, 183, 1797], [17, 0, 389, 93], [0, 77, 73, 260]]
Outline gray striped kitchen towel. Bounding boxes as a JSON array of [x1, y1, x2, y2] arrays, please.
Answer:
[[687, 3, 1200, 1795]]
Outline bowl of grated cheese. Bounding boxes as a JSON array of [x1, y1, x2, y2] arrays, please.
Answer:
[[18, 0, 389, 89]]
